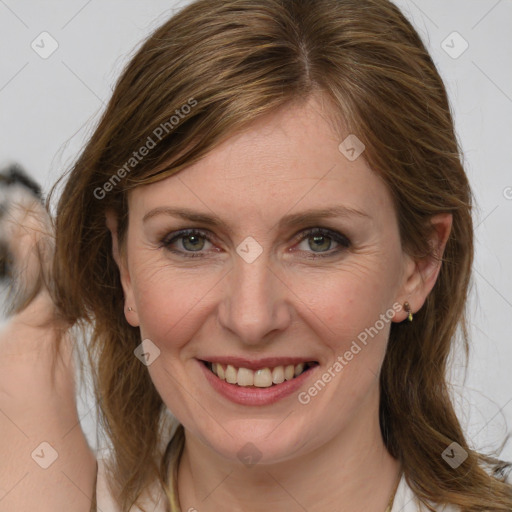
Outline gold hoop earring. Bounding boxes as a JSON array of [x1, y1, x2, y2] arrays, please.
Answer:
[[403, 302, 413, 322]]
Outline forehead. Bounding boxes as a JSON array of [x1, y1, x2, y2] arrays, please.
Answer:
[[130, 96, 393, 227]]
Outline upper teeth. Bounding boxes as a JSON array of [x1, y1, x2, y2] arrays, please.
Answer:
[[210, 362, 308, 388]]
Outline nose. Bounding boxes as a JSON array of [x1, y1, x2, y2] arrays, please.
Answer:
[[217, 251, 292, 346]]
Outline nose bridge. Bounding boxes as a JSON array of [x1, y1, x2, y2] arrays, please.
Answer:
[[218, 248, 290, 344]]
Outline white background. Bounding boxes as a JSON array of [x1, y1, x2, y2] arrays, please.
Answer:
[[1, 0, 511, 463]]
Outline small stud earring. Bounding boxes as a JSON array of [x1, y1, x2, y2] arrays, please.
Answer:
[[403, 302, 413, 322], [127, 307, 133, 312]]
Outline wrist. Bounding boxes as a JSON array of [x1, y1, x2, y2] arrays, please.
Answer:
[[9, 288, 70, 331], [0, 307, 73, 365]]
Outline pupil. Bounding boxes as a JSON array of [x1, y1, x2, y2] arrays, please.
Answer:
[[310, 235, 330, 252], [184, 235, 203, 251]]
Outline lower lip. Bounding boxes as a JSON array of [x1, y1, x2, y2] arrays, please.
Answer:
[[197, 359, 318, 406]]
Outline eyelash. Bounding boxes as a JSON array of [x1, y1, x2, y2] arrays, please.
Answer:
[[160, 227, 351, 260]]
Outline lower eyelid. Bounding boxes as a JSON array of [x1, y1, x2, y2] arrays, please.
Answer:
[[294, 237, 350, 258], [162, 228, 350, 257]]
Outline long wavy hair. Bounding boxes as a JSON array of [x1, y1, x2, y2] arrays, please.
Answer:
[[49, 0, 512, 510]]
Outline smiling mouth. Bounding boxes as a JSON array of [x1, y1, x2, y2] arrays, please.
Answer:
[[201, 360, 319, 388]]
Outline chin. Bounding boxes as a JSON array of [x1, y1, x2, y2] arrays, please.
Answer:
[[191, 416, 315, 466]]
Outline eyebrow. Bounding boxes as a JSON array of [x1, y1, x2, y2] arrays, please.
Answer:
[[142, 205, 370, 232]]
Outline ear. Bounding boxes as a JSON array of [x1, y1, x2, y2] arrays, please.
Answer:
[[393, 213, 452, 322], [105, 209, 140, 327]]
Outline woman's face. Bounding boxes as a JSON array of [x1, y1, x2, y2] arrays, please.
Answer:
[[112, 94, 441, 465]]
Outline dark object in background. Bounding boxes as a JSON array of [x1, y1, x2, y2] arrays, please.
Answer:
[[0, 163, 42, 199], [0, 163, 43, 280], [0, 240, 10, 279]]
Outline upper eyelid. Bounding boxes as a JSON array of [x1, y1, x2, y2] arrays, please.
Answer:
[[163, 226, 346, 240], [162, 227, 215, 244]]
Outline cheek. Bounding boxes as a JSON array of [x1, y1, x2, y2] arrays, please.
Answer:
[[287, 260, 398, 348], [128, 234, 401, 358], [131, 259, 222, 350]]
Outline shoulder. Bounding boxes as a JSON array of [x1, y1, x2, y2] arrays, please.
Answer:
[[96, 458, 168, 512]]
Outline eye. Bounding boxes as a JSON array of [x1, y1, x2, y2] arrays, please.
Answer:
[[292, 227, 351, 259], [161, 229, 215, 258], [160, 227, 351, 259]]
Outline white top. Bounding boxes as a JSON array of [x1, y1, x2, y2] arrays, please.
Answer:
[[96, 458, 464, 512]]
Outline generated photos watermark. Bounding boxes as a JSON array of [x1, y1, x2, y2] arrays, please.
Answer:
[[94, 97, 198, 200], [297, 301, 403, 405]]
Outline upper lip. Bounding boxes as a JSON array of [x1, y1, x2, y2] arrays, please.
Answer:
[[198, 357, 318, 371]]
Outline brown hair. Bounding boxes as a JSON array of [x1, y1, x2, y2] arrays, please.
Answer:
[[49, 0, 512, 510]]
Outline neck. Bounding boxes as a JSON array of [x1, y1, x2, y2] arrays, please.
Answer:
[[176, 390, 401, 512]]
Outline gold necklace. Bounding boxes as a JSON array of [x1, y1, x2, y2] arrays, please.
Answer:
[[165, 432, 402, 512]]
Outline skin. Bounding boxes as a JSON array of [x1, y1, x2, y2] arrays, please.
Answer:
[[107, 93, 452, 512], [0, 196, 96, 512]]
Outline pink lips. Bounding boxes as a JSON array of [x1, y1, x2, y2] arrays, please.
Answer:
[[197, 358, 318, 406]]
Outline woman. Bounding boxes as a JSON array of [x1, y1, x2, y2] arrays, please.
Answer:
[[1, 0, 511, 510]]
